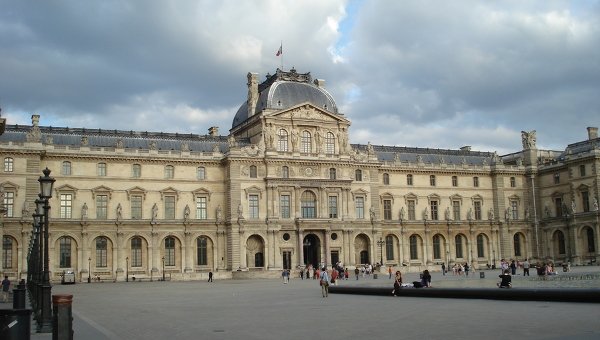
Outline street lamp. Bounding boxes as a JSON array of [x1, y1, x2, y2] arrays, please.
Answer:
[[377, 238, 385, 266], [162, 256, 165, 281], [88, 257, 91, 283], [126, 257, 129, 282], [37, 167, 55, 333]]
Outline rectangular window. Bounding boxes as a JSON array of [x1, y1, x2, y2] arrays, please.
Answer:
[[430, 175, 436, 186], [407, 174, 413, 186], [328, 196, 338, 218], [131, 248, 142, 267], [474, 201, 482, 220], [4, 158, 14, 172], [452, 201, 460, 221], [60, 194, 72, 219], [511, 201, 518, 220], [430, 201, 438, 220], [3, 192, 14, 217], [280, 195, 290, 219], [510, 177, 516, 187], [249, 194, 259, 219], [383, 199, 392, 220], [554, 173, 560, 184], [165, 165, 174, 179], [554, 197, 563, 217], [473, 177, 479, 187], [452, 176, 458, 187], [408, 200, 416, 220], [196, 197, 207, 220], [96, 195, 108, 219], [59, 238, 71, 268], [355, 197, 364, 219], [582, 191, 590, 213], [165, 196, 175, 219], [62, 161, 71, 175], [131, 196, 142, 220], [97, 163, 107, 176], [579, 164, 586, 177], [197, 167, 206, 180], [132, 164, 141, 178], [3, 237, 12, 269], [385, 236, 394, 261]]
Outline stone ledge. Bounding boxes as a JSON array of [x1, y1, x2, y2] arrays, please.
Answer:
[[329, 286, 600, 303]]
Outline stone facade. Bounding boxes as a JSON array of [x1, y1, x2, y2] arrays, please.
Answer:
[[0, 69, 598, 282]]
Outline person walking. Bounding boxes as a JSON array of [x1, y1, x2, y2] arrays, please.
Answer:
[[464, 262, 470, 276], [441, 263, 446, 276], [319, 267, 330, 298], [388, 266, 393, 279], [510, 260, 517, 275], [208, 271, 213, 282], [2, 276, 10, 302], [523, 259, 530, 276], [354, 267, 360, 280], [300, 268, 304, 280]]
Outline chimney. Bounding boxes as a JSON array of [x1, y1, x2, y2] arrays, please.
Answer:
[[208, 126, 219, 137], [247, 72, 259, 117], [460, 146, 471, 152], [314, 79, 325, 87], [587, 127, 598, 140]]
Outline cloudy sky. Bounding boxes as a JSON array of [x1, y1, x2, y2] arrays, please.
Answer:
[[1, 0, 599, 154]]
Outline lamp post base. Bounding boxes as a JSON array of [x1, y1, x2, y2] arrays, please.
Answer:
[[36, 283, 53, 333]]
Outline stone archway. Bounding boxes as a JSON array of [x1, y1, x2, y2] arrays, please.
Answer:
[[303, 234, 321, 268], [246, 235, 265, 268]]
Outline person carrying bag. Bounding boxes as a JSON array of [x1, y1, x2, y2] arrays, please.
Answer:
[[320, 267, 330, 298]]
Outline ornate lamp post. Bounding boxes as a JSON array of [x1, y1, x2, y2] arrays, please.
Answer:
[[38, 167, 55, 333], [377, 238, 385, 266], [162, 256, 166, 281], [126, 257, 129, 282], [88, 257, 91, 283], [31, 206, 43, 317]]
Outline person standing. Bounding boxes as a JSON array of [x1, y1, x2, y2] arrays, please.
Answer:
[[464, 263, 470, 276], [523, 259, 530, 276], [319, 267, 330, 298], [388, 266, 393, 279], [1, 276, 10, 302], [208, 271, 213, 282], [354, 267, 360, 280], [441, 263, 446, 276], [300, 268, 304, 280]]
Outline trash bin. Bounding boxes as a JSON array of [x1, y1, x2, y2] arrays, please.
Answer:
[[373, 274, 378, 279], [0, 309, 32, 340], [480, 272, 485, 279]]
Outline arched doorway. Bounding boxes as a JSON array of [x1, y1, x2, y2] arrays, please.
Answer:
[[303, 234, 321, 268]]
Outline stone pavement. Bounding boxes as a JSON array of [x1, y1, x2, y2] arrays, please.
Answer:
[[1, 266, 599, 339]]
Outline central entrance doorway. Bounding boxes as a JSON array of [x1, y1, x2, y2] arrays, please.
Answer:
[[303, 234, 321, 268]]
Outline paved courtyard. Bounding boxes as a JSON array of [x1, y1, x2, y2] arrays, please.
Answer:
[[3, 266, 600, 340]]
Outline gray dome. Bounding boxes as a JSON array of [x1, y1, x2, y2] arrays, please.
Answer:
[[232, 69, 338, 129]]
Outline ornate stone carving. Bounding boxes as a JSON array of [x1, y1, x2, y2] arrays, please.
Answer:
[[184, 204, 190, 222], [81, 203, 88, 220], [81, 136, 89, 146], [116, 139, 124, 148], [521, 130, 537, 149], [149, 141, 157, 150], [181, 142, 189, 152]]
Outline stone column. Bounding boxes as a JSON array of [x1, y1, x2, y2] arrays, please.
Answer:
[[239, 229, 247, 269], [423, 228, 431, 265], [184, 231, 192, 273], [298, 229, 304, 266], [324, 230, 331, 267]]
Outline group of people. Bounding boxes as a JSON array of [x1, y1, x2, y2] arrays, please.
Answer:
[[441, 263, 472, 276]]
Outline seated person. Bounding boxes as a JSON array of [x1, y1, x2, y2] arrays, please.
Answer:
[[497, 269, 512, 288], [413, 270, 432, 288]]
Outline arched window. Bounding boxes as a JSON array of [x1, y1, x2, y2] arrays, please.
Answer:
[[301, 191, 316, 218], [325, 132, 335, 154], [164, 165, 174, 179], [586, 227, 595, 253], [301, 131, 312, 153], [96, 237, 108, 267], [477, 234, 485, 258], [383, 173, 390, 185], [455, 235, 463, 258], [432, 235, 441, 259], [2, 237, 13, 269], [409, 235, 418, 260], [385, 235, 394, 261], [282, 166, 289, 178], [197, 236, 208, 266], [62, 161, 72, 175], [59, 237, 72, 268], [131, 237, 142, 267], [278, 129, 288, 152], [3, 157, 13, 172], [329, 168, 337, 180], [513, 234, 522, 257], [197, 167, 206, 180], [355, 169, 362, 181], [249, 165, 257, 178], [165, 237, 175, 266]]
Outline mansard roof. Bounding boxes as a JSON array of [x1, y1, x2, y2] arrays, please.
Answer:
[[359, 144, 495, 166], [0, 125, 229, 153]]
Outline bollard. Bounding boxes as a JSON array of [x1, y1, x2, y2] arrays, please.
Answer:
[[12, 288, 25, 309], [52, 294, 74, 340], [0, 309, 32, 340], [479, 272, 485, 279], [373, 273, 378, 279]]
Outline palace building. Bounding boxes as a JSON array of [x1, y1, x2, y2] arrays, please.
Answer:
[[0, 68, 598, 282]]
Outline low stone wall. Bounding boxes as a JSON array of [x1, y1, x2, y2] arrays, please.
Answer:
[[329, 286, 600, 303]]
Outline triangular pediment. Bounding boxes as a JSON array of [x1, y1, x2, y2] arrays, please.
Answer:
[[160, 187, 180, 201], [91, 185, 113, 199], [55, 184, 78, 199], [126, 186, 147, 199], [351, 188, 369, 200], [0, 181, 20, 192], [267, 103, 348, 124], [192, 187, 212, 200]]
